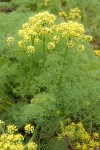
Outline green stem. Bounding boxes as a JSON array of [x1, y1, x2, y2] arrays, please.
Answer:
[[5, 81, 17, 97], [38, 128, 41, 150], [58, 46, 68, 88], [29, 53, 33, 87], [89, 117, 92, 134], [29, 37, 34, 86], [24, 124, 40, 149], [31, 37, 34, 46], [43, 36, 46, 67], [1, 127, 5, 134], [0, 99, 14, 106], [0, 104, 8, 111], [30, 54, 33, 74], [5, 81, 14, 90]]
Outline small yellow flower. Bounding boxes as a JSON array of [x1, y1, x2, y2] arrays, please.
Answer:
[[67, 40, 74, 48], [77, 122, 83, 128], [94, 50, 100, 57], [84, 100, 91, 107], [24, 35, 31, 41], [77, 44, 84, 52], [81, 143, 87, 150], [89, 139, 95, 147], [94, 141, 99, 147], [0, 120, 5, 128], [7, 37, 14, 45], [34, 37, 40, 44], [52, 35, 60, 44], [48, 42, 55, 50], [84, 35, 92, 42], [22, 22, 30, 29], [44, 0, 51, 6], [24, 124, 34, 134], [31, 98, 39, 104], [18, 40, 24, 48], [27, 45, 35, 54], [60, 121, 65, 131], [56, 109, 61, 115], [66, 118, 71, 123], [76, 142, 81, 149], [68, 7, 82, 21], [59, 11, 68, 19], [81, 132, 90, 140], [18, 29, 24, 36], [28, 30, 37, 36], [7, 125, 18, 134], [27, 142, 37, 150], [93, 132, 99, 138]]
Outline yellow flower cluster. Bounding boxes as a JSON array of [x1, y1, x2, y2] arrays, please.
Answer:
[[48, 42, 55, 51], [27, 142, 37, 150], [0, 120, 37, 150], [67, 40, 74, 48], [34, 37, 40, 44], [54, 21, 92, 50], [94, 50, 100, 57], [56, 21, 86, 39], [26, 45, 35, 55], [59, 11, 68, 20], [84, 35, 93, 42], [68, 7, 82, 21], [77, 44, 84, 52], [44, 0, 52, 6], [47, 35, 60, 51], [31, 98, 39, 104], [56, 109, 61, 115], [52, 35, 60, 44], [24, 124, 34, 134], [17, 11, 92, 57], [18, 11, 56, 39], [7, 37, 14, 45], [18, 11, 56, 54], [18, 40, 24, 48], [93, 132, 99, 138], [30, 11, 56, 27], [0, 133, 24, 150], [58, 121, 100, 150], [84, 100, 91, 107], [59, 7, 81, 21], [7, 124, 18, 134], [0, 120, 5, 127]]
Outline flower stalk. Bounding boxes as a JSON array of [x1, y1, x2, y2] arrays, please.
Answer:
[[43, 36, 46, 67], [58, 45, 68, 88], [28, 38, 34, 85]]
